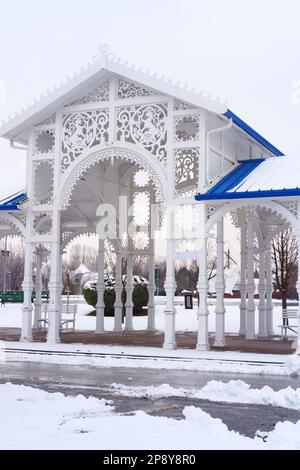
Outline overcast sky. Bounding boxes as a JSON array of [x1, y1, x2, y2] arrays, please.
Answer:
[[1, 0, 300, 199]]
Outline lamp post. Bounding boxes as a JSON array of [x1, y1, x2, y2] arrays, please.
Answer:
[[155, 265, 159, 296]]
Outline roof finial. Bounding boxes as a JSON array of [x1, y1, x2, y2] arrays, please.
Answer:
[[93, 44, 116, 65]]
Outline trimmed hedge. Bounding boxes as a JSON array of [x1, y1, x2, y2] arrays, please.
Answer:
[[83, 284, 149, 317]]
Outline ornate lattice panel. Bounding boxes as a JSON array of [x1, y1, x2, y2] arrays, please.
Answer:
[[32, 212, 53, 236], [117, 79, 160, 100], [33, 160, 54, 205], [65, 80, 109, 106], [175, 148, 199, 196], [206, 204, 217, 221], [34, 130, 55, 156], [116, 104, 167, 165], [277, 201, 298, 218], [174, 115, 200, 143], [174, 99, 196, 111], [61, 110, 109, 172]]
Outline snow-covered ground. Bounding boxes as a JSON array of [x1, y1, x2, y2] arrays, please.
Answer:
[[1, 301, 299, 376], [0, 299, 293, 336], [1, 382, 300, 450]]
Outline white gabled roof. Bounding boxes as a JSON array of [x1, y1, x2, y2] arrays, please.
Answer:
[[0, 52, 227, 144]]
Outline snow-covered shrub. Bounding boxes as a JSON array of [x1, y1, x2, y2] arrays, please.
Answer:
[[83, 276, 149, 315]]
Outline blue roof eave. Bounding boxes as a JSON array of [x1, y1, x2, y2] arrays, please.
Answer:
[[195, 188, 300, 201], [223, 109, 284, 157], [0, 191, 27, 211]]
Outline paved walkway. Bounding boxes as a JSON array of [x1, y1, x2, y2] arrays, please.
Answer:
[[0, 327, 295, 354]]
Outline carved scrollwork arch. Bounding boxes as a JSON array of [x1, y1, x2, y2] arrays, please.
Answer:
[[205, 199, 298, 234], [60, 143, 167, 208], [0, 213, 26, 237]]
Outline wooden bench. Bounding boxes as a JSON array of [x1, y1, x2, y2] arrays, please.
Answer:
[[37, 303, 78, 332], [278, 308, 298, 340]]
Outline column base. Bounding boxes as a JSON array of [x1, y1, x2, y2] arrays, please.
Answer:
[[196, 343, 209, 351], [163, 341, 177, 350], [213, 340, 226, 348], [245, 334, 256, 340], [95, 328, 105, 335], [20, 336, 33, 343], [257, 333, 268, 338], [47, 337, 61, 344]]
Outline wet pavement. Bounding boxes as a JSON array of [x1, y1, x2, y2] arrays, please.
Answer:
[[1, 361, 300, 438]]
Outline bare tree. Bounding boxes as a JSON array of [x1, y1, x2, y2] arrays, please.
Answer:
[[272, 228, 298, 315]]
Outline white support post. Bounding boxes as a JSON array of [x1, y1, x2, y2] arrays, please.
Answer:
[[20, 241, 33, 342], [214, 218, 226, 347], [239, 209, 247, 336], [197, 203, 209, 351], [95, 238, 105, 334], [147, 248, 156, 332], [246, 209, 256, 340], [114, 251, 123, 332], [258, 247, 267, 337], [163, 207, 176, 350], [296, 202, 300, 354], [265, 242, 274, 336], [47, 211, 61, 344], [125, 254, 134, 331], [33, 250, 43, 330]]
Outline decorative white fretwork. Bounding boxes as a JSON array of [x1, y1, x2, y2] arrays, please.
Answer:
[[116, 104, 167, 165], [14, 212, 27, 228], [175, 148, 198, 196], [174, 115, 200, 143], [33, 212, 53, 236], [34, 130, 55, 155], [277, 201, 298, 219], [61, 231, 73, 244], [36, 114, 56, 126], [133, 169, 150, 188], [133, 191, 150, 226], [117, 79, 160, 100], [132, 231, 149, 250], [206, 204, 217, 221], [61, 110, 109, 172], [61, 148, 165, 207], [33, 160, 55, 205], [174, 99, 195, 111], [65, 81, 109, 106]]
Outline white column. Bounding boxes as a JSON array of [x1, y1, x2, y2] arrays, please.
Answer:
[[265, 243, 274, 336], [197, 204, 209, 351], [33, 250, 43, 330], [163, 207, 176, 350], [214, 218, 226, 347], [114, 251, 123, 332], [246, 209, 256, 340], [257, 247, 267, 337], [20, 241, 33, 342], [147, 250, 156, 332], [47, 211, 61, 344], [296, 205, 300, 354], [95, 238, 105, 334], [239, 210, 247, 336], [125, 254, 134, 331]]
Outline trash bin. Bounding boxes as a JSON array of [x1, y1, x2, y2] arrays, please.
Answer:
[[183, 291, 193, 309]]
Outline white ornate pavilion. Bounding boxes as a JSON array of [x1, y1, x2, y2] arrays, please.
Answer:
[[0, 46, 300, 353]]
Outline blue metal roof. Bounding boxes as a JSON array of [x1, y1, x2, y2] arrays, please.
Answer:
[[224, 109, 284, 157], [195, 158, 300, 201], [0, 191, 27, 211]]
